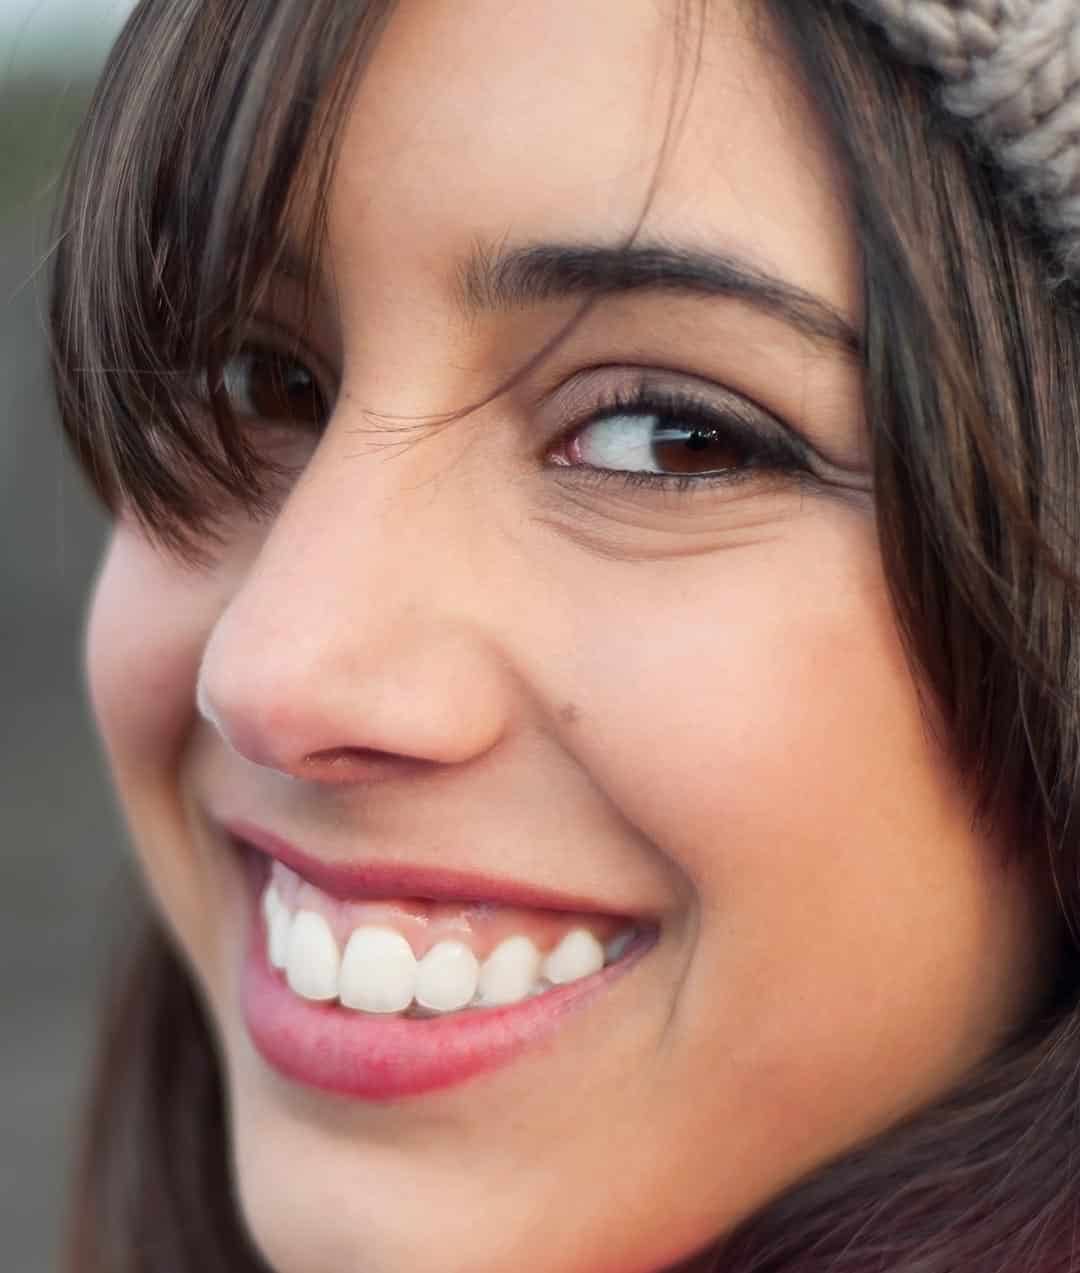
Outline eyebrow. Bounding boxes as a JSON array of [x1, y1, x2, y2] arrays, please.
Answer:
[[456, 239, 863, 360]]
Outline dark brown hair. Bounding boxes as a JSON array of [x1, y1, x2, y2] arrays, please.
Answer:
[[51, 1, 1080, 1269]]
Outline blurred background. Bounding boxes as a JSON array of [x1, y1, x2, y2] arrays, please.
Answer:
[[2, 1, 136, 1268]]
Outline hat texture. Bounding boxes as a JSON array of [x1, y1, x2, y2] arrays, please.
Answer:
[[847, 0, 1080, 278]]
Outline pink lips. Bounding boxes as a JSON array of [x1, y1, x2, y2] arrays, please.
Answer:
[[233, 822, 654, 1100]]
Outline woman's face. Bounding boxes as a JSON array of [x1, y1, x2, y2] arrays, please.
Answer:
[[86, 2, 1056, 1271]]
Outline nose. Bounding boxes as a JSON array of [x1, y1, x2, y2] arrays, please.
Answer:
[[195, 429, 513, 782]]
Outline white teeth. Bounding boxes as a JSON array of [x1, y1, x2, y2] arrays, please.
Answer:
[[261, 882, 636, 1014], [262, 882, 282, 927], [477, 935, 542, 1006], [414, 940, 480, 1013], [268, 906, 292, 970], [285, 910, 340, 1001], [542, 927, 605, 985], [262, 883, 292, 970], [339, 926, 417, 1014]]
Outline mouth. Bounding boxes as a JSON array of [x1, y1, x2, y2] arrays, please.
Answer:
[[230, 821, 658, 1100]]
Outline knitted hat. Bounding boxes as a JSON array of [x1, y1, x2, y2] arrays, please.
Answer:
[[847, 0, 1080, 279]]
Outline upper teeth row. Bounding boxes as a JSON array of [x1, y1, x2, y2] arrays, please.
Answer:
[[263, 884, 636, 1015]]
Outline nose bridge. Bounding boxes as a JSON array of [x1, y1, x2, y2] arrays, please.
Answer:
[[196, 420, 509, 775]]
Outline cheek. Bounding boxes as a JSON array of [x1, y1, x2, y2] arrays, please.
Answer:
[[560, 520, 919, 866], [85, 526, 242, 968], [86, 529, 224, 776], [557, 519, 1028, 1107]]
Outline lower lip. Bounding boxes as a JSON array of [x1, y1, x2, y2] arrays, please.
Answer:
[[240, 864, 653, 1101]]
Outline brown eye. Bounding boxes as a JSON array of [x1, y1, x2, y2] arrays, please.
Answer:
[[570, 412, 752, 477], [220, 347, 329, 430], [646, 423, 745, 474]]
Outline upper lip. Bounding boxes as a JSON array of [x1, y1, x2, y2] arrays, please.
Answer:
[[227, 818, 641, 916]]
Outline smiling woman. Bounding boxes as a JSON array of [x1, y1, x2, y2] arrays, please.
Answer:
[[50, 1, 1080, 1272]]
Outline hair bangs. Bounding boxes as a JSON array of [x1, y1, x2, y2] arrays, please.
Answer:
[[50, 0, 395, 558]]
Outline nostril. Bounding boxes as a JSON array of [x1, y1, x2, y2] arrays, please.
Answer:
[[299, 747, 442, 785], [303, 747, 370, 768]]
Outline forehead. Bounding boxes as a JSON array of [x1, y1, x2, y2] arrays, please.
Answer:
[[322, 0, 860, 330]]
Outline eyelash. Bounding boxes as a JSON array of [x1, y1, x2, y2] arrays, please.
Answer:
[[206, 345, 817, 494]]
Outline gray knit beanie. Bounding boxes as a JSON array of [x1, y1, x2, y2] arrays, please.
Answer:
[[846, 0, 1080, 279]]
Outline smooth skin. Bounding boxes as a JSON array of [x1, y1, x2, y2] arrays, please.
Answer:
[[86, 2, 1058, 1271]]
